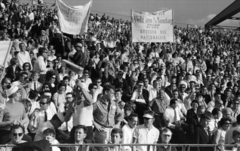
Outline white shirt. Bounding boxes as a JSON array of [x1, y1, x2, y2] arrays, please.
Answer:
[[48, 55, 56, 62], [72, 101, 93, 127], [17, 51, 32, 69], [66, 85, 73, 93], [164, 107, 184, 124], [133, 125, 159, 151], [122, 124, 136, 150], [34, 56, 47, 74], [31, 81, 43, 92], [148, 88, 170, 102], [131, 90, 146, 104]]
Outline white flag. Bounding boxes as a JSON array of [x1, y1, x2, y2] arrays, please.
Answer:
[[56, 0, 92, 35]]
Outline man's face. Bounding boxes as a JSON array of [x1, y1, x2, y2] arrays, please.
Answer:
[[39, 98, 49, 111], [32, 74, 39, 81], [111, 133, 121, 144], [115, 91, 122, 101], [161, 133, 172, 144], [75, 128, 86, 142], [138, 83, 144, 91], [143, 117, 153, 128], [105, 89, 115, 101], [128, 117, 138, 128], [10, 128, 24, 144], [20, 43, 26, 51], [43, 134, 55, 144], [153, 81, 159, 89], [66, 95, 73, 103], [173, 91, 178, 99], [180, 84, 186, 92], [20, 73, 28, 83]]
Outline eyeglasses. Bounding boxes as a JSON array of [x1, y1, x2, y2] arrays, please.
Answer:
[[13, 133, 23, 137], [225, 122, 231, 125], [97, 81, 101, 83], [40, 102, 48, 106], [234, 102, 240, 105], [51, 77, 56, 79], [93, 87, 98, 89]]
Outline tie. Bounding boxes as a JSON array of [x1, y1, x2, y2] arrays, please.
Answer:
[[44, 111, 48, 121], [34, 82, 37, 90], [174, 108, 178, 123]]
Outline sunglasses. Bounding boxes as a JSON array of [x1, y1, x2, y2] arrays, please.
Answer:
[[97, 81, 101, 83], [40, 102, 48, 105], [13, 133, 23, 137], [93, 87, 98, 89], [225, 122, 231, 125], [51, 77, 56, 79]]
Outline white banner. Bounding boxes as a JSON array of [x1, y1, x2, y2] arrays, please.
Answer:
[[56, 0, 92, 35], [0, 41, 12, 67], [131, 10, 174, 43]]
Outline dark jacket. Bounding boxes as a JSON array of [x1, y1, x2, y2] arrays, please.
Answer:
[[71, 49, 89, 68], [196, 126, 214, 151], [60, 139, 97, 151], [13, 140, 51, 151], [5, 65, 21, 82]]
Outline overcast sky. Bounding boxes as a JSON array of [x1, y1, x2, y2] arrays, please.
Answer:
[[23, 0, 240, 27]]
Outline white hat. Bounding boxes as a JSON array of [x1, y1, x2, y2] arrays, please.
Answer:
[[143, 113, 153, 119], [179, 81, 187, 88], [6, 85, 19, 97]]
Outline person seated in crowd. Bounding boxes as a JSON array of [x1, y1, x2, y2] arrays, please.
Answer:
[[133, 110, 159, 151], [157, 128, 177, 151], [104, 128, 124, 151], [61, 125, 96, 151], [122, 113, 138, 151], [42, 128, 60, 151]]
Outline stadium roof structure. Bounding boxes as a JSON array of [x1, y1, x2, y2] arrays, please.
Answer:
[[205, 0, 240, 29]]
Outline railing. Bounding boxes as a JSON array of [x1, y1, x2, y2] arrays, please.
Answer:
[[0, 144, 238, 151]]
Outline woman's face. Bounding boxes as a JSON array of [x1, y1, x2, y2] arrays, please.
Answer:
[[43, 85, 50, 91]]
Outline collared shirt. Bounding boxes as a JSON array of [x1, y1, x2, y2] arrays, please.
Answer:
[[149, 88, 170, 103], [131, 90, 146, 104], [34, 56, 47, 74], [133, 124, 159, 151], [122, 124, 136, 150], [93, 96, 122, 127], [17, 51, 32, 69], [225, 125, 240, 144], [164, 107, 184, 124], [30, 81, 43, 91]]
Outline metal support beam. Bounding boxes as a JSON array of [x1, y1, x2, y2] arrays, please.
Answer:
[[205, 0, 240, 29], [229, 17, 240, 20]]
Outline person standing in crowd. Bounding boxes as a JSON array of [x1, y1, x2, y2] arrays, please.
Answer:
[[71, 42, 89, 69], [225, 114, 240, 144], [133, 110, 159, 151], [93, 84, 123, 147], [131, 81, 150, 124], [33, 47, 48, 84], [72, 80, 94, 140], [30, 71, 42, 92], [195, 113, 214, 151]]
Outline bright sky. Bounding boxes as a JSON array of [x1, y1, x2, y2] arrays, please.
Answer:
[[22, 0, 240, 27]]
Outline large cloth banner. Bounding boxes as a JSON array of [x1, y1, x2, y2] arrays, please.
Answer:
[[0, 41, 12, 67], [131, 10, 174, 43], [56, 0, 92, 35]]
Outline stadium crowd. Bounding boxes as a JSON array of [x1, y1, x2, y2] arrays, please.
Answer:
[[0, 0, 240, 151]]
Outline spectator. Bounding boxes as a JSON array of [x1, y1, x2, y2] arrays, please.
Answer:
[[157, 128, 177, 151], [133, 110, 159, 151], [122, 113, 138, 151], [17, 43, 32, 70], [213, 117, 232, 144]]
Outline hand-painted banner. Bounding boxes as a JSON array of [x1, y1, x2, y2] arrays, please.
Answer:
[[131, 10, 174, 43], [56, 0, 92, 35]]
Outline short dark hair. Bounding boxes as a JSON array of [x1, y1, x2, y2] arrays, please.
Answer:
[[58, 82, 66, 90], [170, 99, 178, 106], [128, 113, 138, 121], [103, 84, 115, 94], [75, 125, 88, 134], [43, 128, 56, 137], [111, 128, 123, 138], [29, 90, 39, 99], [38, 47, 47, 56], [20, 71, 28, 77], [10, 125, 25, 134], [212, 108, 221, 116], [63, 76, 70, 81]]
